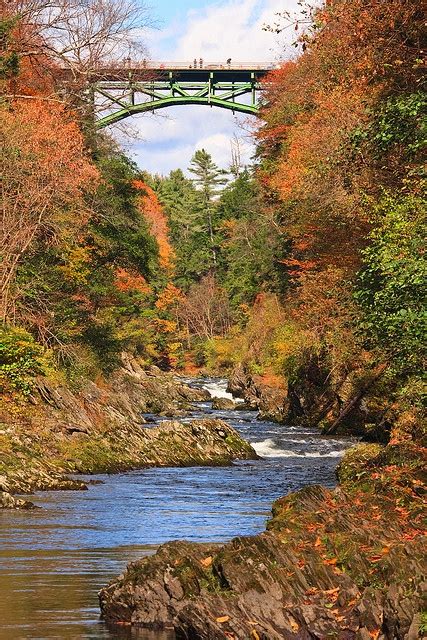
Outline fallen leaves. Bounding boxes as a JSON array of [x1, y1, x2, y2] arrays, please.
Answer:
[[216, 616, 230, 624], [200, 556, 213, 568], [289, 618, 300, 631]]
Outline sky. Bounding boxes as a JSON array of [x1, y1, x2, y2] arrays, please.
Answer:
[[115, 0, 301, 176]]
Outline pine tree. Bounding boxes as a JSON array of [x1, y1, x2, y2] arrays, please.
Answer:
[[188, 149, 227, 263]]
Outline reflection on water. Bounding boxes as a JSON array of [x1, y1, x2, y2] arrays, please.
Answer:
[[0, 379, 355, 639], [0, 546, 173, 640]]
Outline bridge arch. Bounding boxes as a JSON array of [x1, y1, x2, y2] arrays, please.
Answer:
[[84, 63, 270, 128]]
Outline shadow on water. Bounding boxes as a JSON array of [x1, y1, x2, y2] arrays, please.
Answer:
[[0, 378, 356, 639]]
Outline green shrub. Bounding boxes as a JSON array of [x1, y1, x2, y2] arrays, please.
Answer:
[[0, 325, 49, 394], [355, 193, 426, 377]]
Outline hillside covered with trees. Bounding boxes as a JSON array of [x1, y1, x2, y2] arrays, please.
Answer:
[[0, 0, 425, 637]]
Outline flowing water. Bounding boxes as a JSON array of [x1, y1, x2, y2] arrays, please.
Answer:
[[0, 379, 355, 640]]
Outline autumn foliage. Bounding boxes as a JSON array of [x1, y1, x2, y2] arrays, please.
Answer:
[[134, 181, 175, 273], [0, 99, 99, 319]]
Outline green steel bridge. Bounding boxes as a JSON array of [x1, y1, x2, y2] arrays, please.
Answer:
[[61, 62, 273, 128]]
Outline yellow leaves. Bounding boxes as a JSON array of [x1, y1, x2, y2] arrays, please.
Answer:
[[153, 318, 177, 334], [314, 536, 322, 547], [200, 556, 213, 568], [59, 245, 93, 285], [251, 630, 260, 640], [369, 630, 380, 640], [323, 557, 338, 566], [216, 616, 230, 623], [289, 618, 300, 632]]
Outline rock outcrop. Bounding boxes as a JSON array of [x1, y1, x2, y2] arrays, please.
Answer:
[[211, 397, 237, 411], [227, 365, 289, 422], [100, 442, 426, 639], [0, 355, 255, 505], [227, 359, 398, 439]]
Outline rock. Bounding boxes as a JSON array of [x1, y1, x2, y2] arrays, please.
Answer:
[[211, 397, 237, 410], [227, 366, 289, 421], [226, 364, 252, 399], [0, 490, 37, 510], [234, 402, 254, 411], [100, 465, 426, 639], [1, 358, 240, 497]]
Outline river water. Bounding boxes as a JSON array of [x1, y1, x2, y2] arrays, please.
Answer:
[[0, 379, 355, 640]]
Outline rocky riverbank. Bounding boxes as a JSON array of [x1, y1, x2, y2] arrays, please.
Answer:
[[0, 355, 257, 507], [99, 440, 426, 639], [226, 362, 419, 443]]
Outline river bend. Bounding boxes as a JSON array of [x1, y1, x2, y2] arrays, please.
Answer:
[[0, 378, 354, 640]]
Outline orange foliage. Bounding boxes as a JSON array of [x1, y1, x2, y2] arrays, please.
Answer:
[[155, 283, 184, 311], [257, 0, 422, 279], [1, 99, 99, 317], [114, 268, 151, 294], [134, 181, 175, 272]]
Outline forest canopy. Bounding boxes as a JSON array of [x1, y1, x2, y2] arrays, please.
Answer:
[[0, 0, 425, 443]]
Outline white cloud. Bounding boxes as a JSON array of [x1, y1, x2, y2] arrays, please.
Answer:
[[127, 106, 255, 175], [147, 0, 301, 63], [118, 0, 303, 175]]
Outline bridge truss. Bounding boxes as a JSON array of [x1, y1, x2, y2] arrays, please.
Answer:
[[80, 65, 270, 128]]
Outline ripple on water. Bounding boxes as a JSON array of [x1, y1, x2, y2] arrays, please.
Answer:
[[0, 377, 356, 640]]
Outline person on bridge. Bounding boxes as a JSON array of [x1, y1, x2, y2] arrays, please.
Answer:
[[227, 58, 231, 67], [199, 58, 203, 68]]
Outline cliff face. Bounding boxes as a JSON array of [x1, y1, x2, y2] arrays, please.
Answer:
[[226, 361, 414, 443], [99, 441, 426, 639], [0, 354, 257, 504]]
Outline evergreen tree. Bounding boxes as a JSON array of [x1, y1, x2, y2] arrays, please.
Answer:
[[188, 149, 227, 264]]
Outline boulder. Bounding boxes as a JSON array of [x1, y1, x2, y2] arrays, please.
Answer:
[[100, 480, 426, 638], [211, 397, 237, 410], [226, 364, 251, 399], [0, 490, 37, 510]]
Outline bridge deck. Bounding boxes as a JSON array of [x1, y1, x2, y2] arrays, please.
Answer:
[[59, 63, 273, 83]]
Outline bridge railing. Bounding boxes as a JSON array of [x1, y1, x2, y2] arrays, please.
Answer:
[[94, 60, 276, 71]]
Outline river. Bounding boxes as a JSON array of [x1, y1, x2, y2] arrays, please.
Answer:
[[0, 378, 355, 640]]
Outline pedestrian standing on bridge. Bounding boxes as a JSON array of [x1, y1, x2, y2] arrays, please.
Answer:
[[193, 58, 197, 69], [227, 58, 231, 67], [199, 58, 203, 68]]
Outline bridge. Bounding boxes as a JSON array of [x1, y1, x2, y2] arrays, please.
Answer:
[[62, 62, 273, 128]]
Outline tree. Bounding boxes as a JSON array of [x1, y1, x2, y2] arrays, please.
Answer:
[[153, 169, 215, 290], [1, 0, 151, 119], [177, 274, 232, 341], [188, 149, 227, 264], [0, 100, 99, 321], [0, 16, 20, 82]]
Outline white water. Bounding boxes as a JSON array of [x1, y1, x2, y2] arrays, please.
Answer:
[[1, 376, 355, 640], [201, 378, 244, 402], [253, 438, 346, 459]]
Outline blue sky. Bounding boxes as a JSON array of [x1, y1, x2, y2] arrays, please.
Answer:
[[117, 1, 301, 175]]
